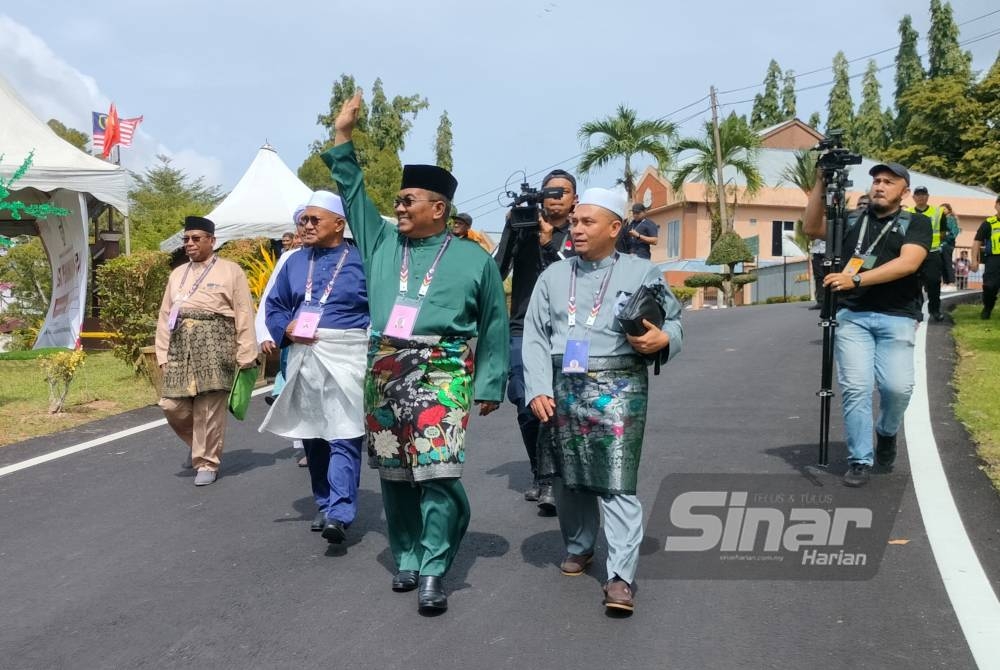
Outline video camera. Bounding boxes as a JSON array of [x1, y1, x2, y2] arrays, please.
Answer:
[[505, 182, 566, 230], [814, 130, 862, 175]]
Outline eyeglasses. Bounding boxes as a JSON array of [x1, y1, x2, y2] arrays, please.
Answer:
[[299, 215, 346, 227], [393, 196, 440, 209], [181, 235, 209, 243]]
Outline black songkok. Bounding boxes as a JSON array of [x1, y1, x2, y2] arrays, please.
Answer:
[[401, 164, 458, 201], [184, 216, 215, 235]]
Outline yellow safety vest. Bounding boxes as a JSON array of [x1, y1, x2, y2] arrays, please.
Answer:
[[988, 216, 1000, 256], [906, 205, 942, 250]]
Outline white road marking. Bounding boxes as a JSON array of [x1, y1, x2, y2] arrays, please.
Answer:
[[906, 311, 1000, 669], [0, 385, 274, 479]]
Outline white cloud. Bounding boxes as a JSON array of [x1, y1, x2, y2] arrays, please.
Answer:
[[0, 14, 223, 187]]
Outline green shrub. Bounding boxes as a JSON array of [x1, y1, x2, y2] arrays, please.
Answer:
[[670, 286, 696, 303], [218, 237, 272, 274], [684, 273, 723, 289], [733, 272, 758, 286], [96, 251, 171, 374]]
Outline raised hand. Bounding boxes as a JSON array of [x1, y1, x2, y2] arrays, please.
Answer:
[[334, 90, 363, 145]]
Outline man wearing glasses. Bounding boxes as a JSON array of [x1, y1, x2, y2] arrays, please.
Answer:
[[323, 91, 509, 614], [258, 191, 369, 545], [155, 216, 258, 486]]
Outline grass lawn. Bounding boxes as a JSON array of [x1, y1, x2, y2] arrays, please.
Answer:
[[951, 304, 1000, 492], [0, 351, 158, 447]]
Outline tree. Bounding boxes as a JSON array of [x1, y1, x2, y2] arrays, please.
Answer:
[[435, 110, 454, 172], [854, 60, 888, 156], [301, 74, 429, 213], [577, 104, 676, 204], [781, 70, 797, 119], [825, 51, 854, 141], [927, 0, 971, 81], [46, 119, 89, 152], [954, 54, 1000, 192], [705, 231, 756, 308], [750, 60, 784, 130], [894, 15, 924, 138], [669, 112, 763, 242], [807, 111, 822, 130], [128, 155, 224, 251], [780, 149, 818, 194]]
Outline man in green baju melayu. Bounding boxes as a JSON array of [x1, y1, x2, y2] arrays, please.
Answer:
[[323, 91, 509, 615]]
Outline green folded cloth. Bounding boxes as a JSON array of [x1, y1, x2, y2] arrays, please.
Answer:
[[228, 366, 259, 420]]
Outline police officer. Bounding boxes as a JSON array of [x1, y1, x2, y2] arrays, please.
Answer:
[[971, 195, 1000, 320], [905, 186, 944, 321]]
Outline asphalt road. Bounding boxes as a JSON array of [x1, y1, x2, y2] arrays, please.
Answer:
[[2, 302, 998, 670]]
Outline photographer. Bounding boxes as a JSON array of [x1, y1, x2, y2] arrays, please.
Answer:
[[803, 162, 931, 487], [494, 169, 578, 512]]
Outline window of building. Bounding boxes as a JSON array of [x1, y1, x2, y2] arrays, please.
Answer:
[[667, 220, 680, 258], [771, 220, 796, 256]]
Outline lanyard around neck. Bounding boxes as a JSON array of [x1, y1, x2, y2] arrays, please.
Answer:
[[175, 256, 218, 302], [568, 254, 618, 329], [853, 213, 897, 257], [400, 234, 452, 299], [304, 246, 350, 306]]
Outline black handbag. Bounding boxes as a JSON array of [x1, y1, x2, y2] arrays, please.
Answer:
[[616, 284, 667, 374]]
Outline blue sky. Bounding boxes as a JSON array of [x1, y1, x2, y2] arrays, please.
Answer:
[[2, 0, 997, 233]]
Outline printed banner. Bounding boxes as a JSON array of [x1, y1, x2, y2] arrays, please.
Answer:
[[34, 190, 89, 349]]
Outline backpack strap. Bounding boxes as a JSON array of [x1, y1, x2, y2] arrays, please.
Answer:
[[896, 210, 911, 236]]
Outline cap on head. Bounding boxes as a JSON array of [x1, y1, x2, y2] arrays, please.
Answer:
[[452, 212, 473, 226], [541, 169, 577, 193], [632, 203, 647, 214], [913, 186, 929, 195], [184, 216, 215, 235], [307, 191, 346, 218], [401, 164, 458, 200], [868, 162, 910, 185], [292, 202, 308, 226], [578, 188, 627, 220]]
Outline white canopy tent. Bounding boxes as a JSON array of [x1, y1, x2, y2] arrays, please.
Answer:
[[0, 74, 130, 349], [160, 143, 325, 251]]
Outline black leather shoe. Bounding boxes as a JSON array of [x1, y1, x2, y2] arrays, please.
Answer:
[[392, 570, 419, 592], [843, 462, 871, 487], [322, 519, 346, 544], [875, 433, 897, 468], [537, 484, 557, 516], [417, 576, 448, 613], [311, 511, 326, 532], [523, 484, 541, 502]]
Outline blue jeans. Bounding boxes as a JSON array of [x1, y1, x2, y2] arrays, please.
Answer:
[[834, 309, 917, 465], [302, 436, 363, 525]]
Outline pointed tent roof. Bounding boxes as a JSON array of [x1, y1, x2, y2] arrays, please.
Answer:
[[160, 143, 316, 250], [0, 74, 129, 213]]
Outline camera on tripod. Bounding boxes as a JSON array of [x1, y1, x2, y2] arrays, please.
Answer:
[[505, 182, 565, 230], [814, 130, 862, 174]]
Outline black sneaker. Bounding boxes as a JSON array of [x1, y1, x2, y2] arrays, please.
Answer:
[[537, 484, 557, 516], [875, 433, 897, 467], [843, 463, 871, 487], [523, 483, 541, 502], [983, 308, 993, 320]]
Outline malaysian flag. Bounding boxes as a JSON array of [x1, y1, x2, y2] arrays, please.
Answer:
[[92, 108, 143, 156]]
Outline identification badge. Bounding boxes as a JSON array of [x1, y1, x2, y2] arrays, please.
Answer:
[[562, 338, 590, 374], [385, 298, 421, 339], [842, 256, 865, 277], [167, 305, 180, 331], [861, 254, 877, 270], [292, 305, 322, 339]]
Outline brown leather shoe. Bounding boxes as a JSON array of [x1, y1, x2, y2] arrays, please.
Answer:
[[603, 578, 634, 612], [559, 553, 593, 576]]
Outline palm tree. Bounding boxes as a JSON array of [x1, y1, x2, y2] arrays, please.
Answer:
[[669, 112, 763, 242], [577, 105, 677, 204], [780, 148, 817, 253]]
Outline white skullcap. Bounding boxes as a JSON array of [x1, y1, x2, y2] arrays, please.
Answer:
[[577, 187, 627, 220], [292, 202, 308, 226], [307, 190, 346, 218]]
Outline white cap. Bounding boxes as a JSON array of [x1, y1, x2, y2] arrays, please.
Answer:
[[307, 190, 346, 218], [577, 187, 627, 220], [292, 202, 308, 226]]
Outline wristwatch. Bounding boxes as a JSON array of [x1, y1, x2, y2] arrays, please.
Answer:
[[852, 274, 862, 288]]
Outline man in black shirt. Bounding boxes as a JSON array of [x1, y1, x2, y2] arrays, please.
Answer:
[[619, 203, 659, 259], [804, 162, 932, 487], [494, 169, 578, 512], [971, 195, 1000, 319]]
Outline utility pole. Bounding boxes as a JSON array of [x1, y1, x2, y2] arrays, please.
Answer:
[[709, 86, 729, 232]]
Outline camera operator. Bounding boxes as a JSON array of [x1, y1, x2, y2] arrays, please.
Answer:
[[494, 169, 578, 512], [618, 203, 659, 259], [803, 162, 931, 487]]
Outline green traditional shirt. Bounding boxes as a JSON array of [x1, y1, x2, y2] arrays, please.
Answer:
[[322, 142, 510, 402]]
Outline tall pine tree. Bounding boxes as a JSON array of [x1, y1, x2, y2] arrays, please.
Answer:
[[825, 51, 854, 141], [927, 0, 971, 80], [808, 111, 822, 130], [435, 111, 454, 172], [854, 60, 887, 156], [781, 70, 797, 119], [750, 60, 784, 129], [894, 15, 924, 139]]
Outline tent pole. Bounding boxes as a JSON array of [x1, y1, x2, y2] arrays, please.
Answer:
[[124, 216, 132, 256]]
